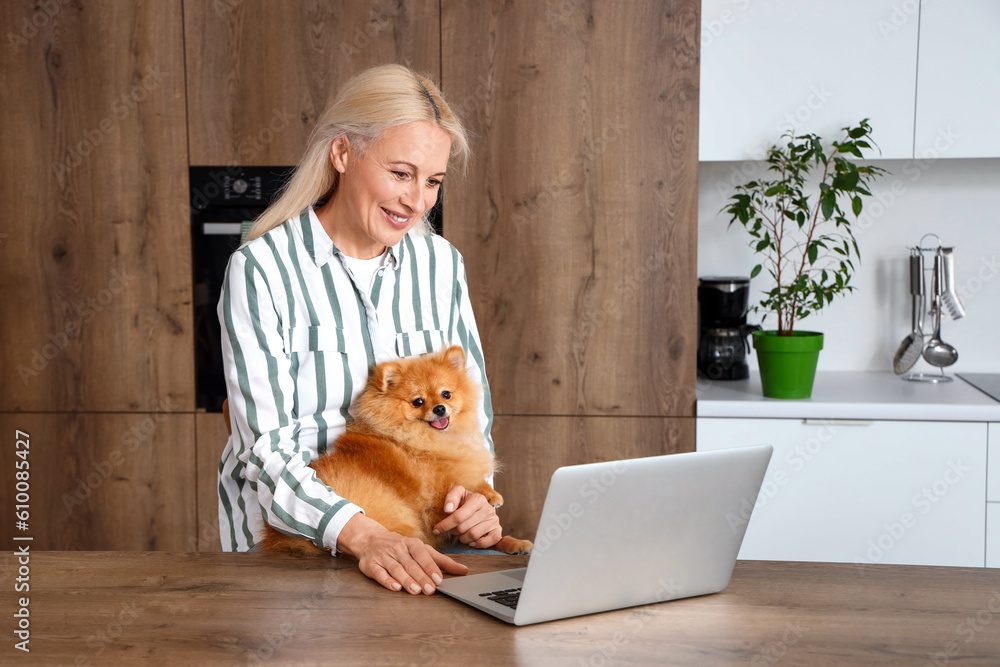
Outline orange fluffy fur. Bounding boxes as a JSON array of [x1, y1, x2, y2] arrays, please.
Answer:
[[258, 345, 533, 556]]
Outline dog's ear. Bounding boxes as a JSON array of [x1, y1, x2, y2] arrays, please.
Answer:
[[372, 362, 399, 393], [442, 345, 466, 370]]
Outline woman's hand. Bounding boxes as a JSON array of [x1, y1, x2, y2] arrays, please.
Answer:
[[432, 485, 503, 549], [337, 514, 468, 594]]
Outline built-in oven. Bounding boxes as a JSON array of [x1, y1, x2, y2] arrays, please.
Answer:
[[190, 166, 294, 411]]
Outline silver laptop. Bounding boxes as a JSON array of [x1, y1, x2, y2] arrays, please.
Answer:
[[436, 445, 773, 625]]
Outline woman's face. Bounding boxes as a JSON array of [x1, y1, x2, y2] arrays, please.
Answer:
[[327, 120, 452, 259]]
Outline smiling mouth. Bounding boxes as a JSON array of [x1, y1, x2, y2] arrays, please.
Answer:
[[428, 416, 450, 430], [382, 208, 410, 226]]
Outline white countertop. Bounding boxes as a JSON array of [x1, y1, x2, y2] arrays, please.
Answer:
[[696, 371, 1000, 422]]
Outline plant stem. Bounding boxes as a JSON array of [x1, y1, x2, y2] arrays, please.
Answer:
[[787, 154, 833, 334]]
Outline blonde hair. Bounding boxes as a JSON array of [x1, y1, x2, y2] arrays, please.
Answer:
[[244, 64, 470, 243]]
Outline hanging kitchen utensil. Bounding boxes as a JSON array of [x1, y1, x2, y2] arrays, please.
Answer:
[[940, 247, 965, 320], [922, 250, 959, 369], [892, 249, 924, 374]]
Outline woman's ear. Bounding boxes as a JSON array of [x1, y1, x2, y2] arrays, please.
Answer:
[[329, 134, 351, 174]]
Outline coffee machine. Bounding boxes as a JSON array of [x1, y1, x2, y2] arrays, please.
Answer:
[[697, 277, 759, 380]]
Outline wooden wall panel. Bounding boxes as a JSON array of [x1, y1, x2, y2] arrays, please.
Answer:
[[184, 0, 442, 166], [0, 414, 196, 550], [0, 1, 193, 412], [441, 1, 700, 418], [195, 413, 229, 552], [492, 416, 696, 539]]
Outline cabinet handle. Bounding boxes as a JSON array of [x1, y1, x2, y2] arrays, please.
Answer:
[[802, 419, 874, 426]]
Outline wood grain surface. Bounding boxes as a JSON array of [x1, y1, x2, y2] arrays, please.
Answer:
[[4, 552, 999, 665], [184, 0, 441, 166], [0, 0, 193, 412], [491, 415, 695, 539], [195, 412, 230, 552], [0, 413, 196, 550], [441, 0, 700, 418]]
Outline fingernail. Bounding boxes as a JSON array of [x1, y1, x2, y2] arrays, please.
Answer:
[[432, 573, 443, 585], [432, 529, 440, 535], [444, 503, 454, 512], [391, 582, 401, 591], [409, 583, 422, 594], [424, 583, 435, 595]]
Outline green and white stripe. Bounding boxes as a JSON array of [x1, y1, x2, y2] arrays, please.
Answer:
[[217, 208, 495, 552]]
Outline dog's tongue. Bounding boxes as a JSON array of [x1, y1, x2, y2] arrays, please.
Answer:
[[430, 416, 449, 430]]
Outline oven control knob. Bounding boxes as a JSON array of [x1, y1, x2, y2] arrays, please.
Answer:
[[232, 178, 249, 194]]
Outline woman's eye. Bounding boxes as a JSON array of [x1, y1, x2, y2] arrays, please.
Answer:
[[441, 391, 451, 400], [412, 398, 424, 407], [427, 179, 442, 188], [393, 171, 410, 180]]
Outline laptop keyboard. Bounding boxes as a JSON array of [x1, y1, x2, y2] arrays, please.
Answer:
[[479, 587, 521, 609]]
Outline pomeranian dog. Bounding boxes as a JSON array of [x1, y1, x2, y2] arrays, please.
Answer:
[[258, 345, 533, 556]]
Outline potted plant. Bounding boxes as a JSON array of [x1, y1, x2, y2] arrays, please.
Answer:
[[723, 119, 887, 398]]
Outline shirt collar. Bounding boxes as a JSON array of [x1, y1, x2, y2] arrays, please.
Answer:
[[299, 207, 404, 270]]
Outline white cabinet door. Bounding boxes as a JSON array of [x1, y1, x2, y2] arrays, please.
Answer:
[[699, 0, 918, 161], [697, 418, 987, 567], [914, 0, 1000, 158]]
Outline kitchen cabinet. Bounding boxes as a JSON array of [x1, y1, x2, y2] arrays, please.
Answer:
[[697, 417, 987, 567], [183, 0, 440, 166], [914, 0, 1000, 158], [0, 0, 192, 412], [0, 413, 196, 550], [699, 0, 918, 161]]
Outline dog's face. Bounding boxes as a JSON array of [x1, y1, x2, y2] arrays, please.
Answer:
[[357, 345, 479, 437]]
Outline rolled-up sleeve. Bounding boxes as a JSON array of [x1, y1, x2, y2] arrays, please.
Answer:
[[219, 248, 363, 552]]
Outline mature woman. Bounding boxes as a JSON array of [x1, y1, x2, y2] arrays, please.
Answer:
[[218, 64, 502, 596]]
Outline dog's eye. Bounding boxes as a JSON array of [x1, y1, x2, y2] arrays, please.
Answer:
[[412, 398, 424, 407], [441, 391, 451, 400]]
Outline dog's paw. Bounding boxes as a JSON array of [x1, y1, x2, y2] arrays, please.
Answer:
[[482, 487, 504, 509], [494, 536, 533, 555]]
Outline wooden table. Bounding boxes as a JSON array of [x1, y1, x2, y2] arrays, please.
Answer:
[[3, 552, 1000, 665]]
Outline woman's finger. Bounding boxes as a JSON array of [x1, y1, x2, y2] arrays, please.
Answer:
[[469, 526, 503, 549], [434, 492, 493, 534]]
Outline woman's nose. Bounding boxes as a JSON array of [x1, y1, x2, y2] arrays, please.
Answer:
[[399, 180, 421, 211]]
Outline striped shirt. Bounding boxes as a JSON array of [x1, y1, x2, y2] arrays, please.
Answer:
[[217, 208, 494, 553]]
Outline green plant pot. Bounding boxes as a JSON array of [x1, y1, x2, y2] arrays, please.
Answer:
[[752, 330, 824, 399]]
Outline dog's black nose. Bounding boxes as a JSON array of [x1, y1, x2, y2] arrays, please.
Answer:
[[433, 404, 446, 417]]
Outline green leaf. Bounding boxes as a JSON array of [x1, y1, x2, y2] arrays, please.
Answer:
[[750, 264, 762, 279], [852, 196, 862, 216], [821, 193, 835, 220], [808, 243, 818, 265], [849, 127, 867, 139], [755, 239, 770, 252]]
